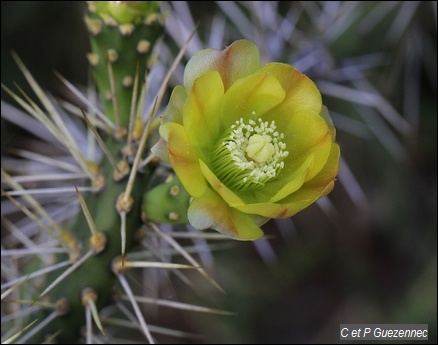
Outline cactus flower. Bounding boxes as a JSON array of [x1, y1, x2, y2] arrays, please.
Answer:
[[152, 40, 340, 240]]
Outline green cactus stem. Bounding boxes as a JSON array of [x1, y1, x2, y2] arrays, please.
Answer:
[[40, 139, 151, 343], [20, 2, 166, 342], [85, 1, 165, 129]]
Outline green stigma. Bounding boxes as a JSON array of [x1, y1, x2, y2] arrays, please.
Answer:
[[211, 118, 289, 191]]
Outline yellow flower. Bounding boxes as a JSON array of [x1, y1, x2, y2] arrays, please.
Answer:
[[152, 40, 340, 240]]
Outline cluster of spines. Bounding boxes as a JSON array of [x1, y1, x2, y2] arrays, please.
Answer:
[[1, 2, 168, 343], [1, 2, 237, 343]]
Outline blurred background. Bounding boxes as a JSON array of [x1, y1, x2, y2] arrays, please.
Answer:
[[1, 1, 436, 343]]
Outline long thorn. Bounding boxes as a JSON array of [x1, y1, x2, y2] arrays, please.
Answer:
[[120, 211, 127, 265], [117, 274, 154, 344], [134, 71, 148, 129], [12, 81, 97, 181], [123, 100, 156, 204], [103, 316, 201, 340], [107, 51, 121, 129], [81, 109, 120, 172], [1, 170, 70, 241], [149, 222, 225, 293], [2, 319, 38, 345], [1, 100, 57, 145], [54, 70, 115, 130], [89, 299, 105, 336], [121, 295, 236, 316], [35, 250, 93, 303], [58, 99, 108, 131], [85, 304, 93, 345], [3, 299, 59, 310], [75, 186, 99, 237], [2, 217, 52, 263], [16, 312, 57, 344], [1, 279, 27, 301], [1, 305, 41, 324], [127, 62, 140, 150], [1, 260, 70, 290], [4, 186, 95, 196], [102, 314, 202, 338], [123, 261, 199, 269], [42, 330, 62, 344], [1, 187, 71, 251], [1, 84, 96, 181], [130, 242, 234, 260], [83, 290, 105, 336], [8, 148, 81, 173], [11, 52, 88, 158], [12, 172, 87, 183], [87, 68, 98, 162], [1, 247, 67, 257]]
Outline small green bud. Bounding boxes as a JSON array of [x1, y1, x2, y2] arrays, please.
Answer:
[[142, 175, 191, 224]]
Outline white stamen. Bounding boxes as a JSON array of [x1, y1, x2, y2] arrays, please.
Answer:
[[212, 118, 288, 190]]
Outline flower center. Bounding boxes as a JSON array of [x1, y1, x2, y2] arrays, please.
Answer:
[[211, 118, 289, 191], [246, 134, 275, 163]]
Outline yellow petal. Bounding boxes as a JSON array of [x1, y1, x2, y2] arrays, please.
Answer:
[[278, 143, 340, 211], [183, 71, 224, 155], [259, 63, 322, 130], [159, 122, 208, 198], [184, 40, 261, 92], [150, 138, 169, 163], [188, 188, 264, 240], [244, 109, 331, 203], [319, 106, 336, 142], [198, 159, 245, 207], [268, 154, 315, 202], [220, 73, 285, 129], [234, 199, 310, 219], [280, 110, 332, 182], [162, 85, 187, 125], [236, 145, 340, 218]]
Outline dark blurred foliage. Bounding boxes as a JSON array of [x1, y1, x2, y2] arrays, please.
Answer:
[[1, 1, 436, 343], [1, 1, 88, 88], [1, 1, 89, 152]]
